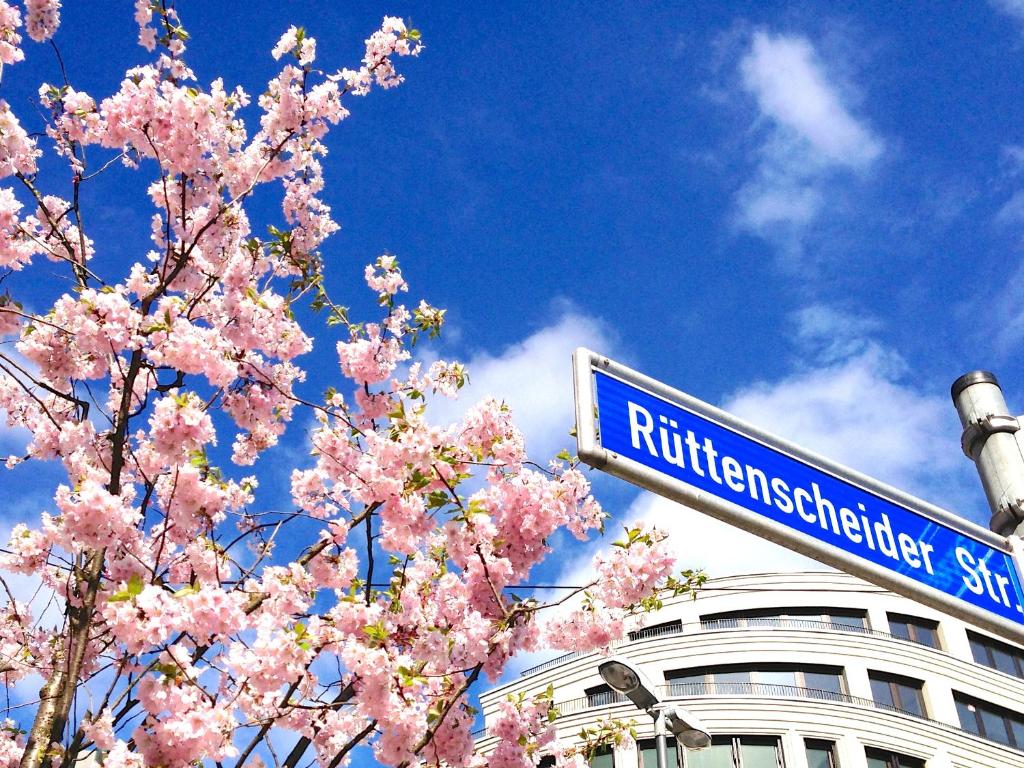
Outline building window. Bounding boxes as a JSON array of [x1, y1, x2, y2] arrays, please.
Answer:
[[968, 630, 1024, 679], [804, 740, 838, 768], [886, 613, 939, 648], [681, 736, 783, 767], [585, 684, 623, 708], [868, 672, 926, 717], [638, 737, 679, 768], [864, 747, 924, 768], [700, 607, 867, 632], [591, 746, 615, 768], [955, 692, 1024, 749], [666, 665, 844, 700], [629, 620, 683, 642]]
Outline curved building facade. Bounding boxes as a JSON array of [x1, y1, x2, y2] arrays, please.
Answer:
[[476, 572, 1024, 768]]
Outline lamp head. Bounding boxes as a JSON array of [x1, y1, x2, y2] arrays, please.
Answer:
[[597, 656, 660, 711], [666, 706, 712, 750]]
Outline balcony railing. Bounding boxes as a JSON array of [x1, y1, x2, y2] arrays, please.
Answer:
[[477, 682, 1015, 750], [555, 682, 879, 717], [520, 617, 913, 678]]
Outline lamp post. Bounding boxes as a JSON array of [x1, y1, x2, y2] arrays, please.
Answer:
[[598, 655, 711, 768]]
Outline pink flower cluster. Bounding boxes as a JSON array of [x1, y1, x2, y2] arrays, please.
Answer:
[[0, 9, 689, 768], [338, 16, 423, 96], [22, 0, 57, 42], [134, 646, 238, 767], [101, 581, 247, 654], [0, 2, 24, 65], [485, 694, 557, 768]]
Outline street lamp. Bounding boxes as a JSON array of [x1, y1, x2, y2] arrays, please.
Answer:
[[598, 656, 711, 768]]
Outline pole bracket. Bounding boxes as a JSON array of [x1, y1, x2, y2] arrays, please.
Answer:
[[960, 413, 1020, 459]]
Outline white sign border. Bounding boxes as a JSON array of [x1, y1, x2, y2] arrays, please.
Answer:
[[573, 347, 1024, 647]]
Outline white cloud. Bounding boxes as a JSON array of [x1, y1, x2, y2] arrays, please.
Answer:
[[734, 31, 883, 248], [989, 258, 1024, 351], [503, 305, 981, 677], [1001, 144, 1024, 175], [550, 304, 975, 609], [426, 308, 619, 462], [992, 0, 1024, 23], [995, 189, 1024, 225], [722, 314, 972, 509], [723, 347, 957, 493], [790, 303, 883, 362], [740, 33, 882, 169]]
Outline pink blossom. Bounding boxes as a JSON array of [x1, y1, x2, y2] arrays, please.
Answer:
[[0, 4, 22, 66], [365, 254, 408, 297], [81, 711, 115, 751], [147, 390, 215, 461], [53, 481, 140, 551], [23, 0, 59, 42], [0, 11, 689, 768], [0, 718, 25, 768], [0, 189, 35, 271], [0, 101, 39, 177], [337, 324, 409, 385]]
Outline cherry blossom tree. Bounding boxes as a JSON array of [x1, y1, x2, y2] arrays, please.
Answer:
[[0, 3, 700, 767]]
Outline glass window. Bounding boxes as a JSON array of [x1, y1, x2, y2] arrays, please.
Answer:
[[868, 672, 925, 717], [804, 671, 843, 696], [886, 614, 938, 648], [1010, 718, 1024, 748], [670, 672, 707, 696], [713, 670, 749, 695], [629, 620, 683, 642], [967, 630, 1024, 679], [804, 740, 836, 768], [638, 738, 678, 768], [667, 665, 844, 702], [738, 739, 779, 768], [870, 676, 895, 708], [682, 737, 781, 768], [864, 747, 925, 768], [591, 745, 615, 768], [894, 681, 923, 717], [969, 636, 990, 663], [993, 646, 1019, 676], [957, 699, 979, 736], [980, 708, 1010, 744], [685, 743, 733, 768], [758, 670, 797, 689], [700, 607, 866, 631], [954, 692, 1024, 748], [586, 684, 619, 708], [826, 611, 867, 630]]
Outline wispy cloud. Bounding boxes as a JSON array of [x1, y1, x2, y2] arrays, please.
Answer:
[[553, 303, 978, 597], [995, 190, 1024, 225], [426, 306, 619, 463], [724, 306, 975, 512], [734, 31, 883, 254], [991, 0, 1024, 24]]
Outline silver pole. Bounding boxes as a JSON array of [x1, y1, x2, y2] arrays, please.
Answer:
[[951, 371, 1024, 536], [652, 706, 669, 768]]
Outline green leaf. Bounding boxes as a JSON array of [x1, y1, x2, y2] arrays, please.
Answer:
[[127, 573, 144, 596], [173, 582, 200, 598]]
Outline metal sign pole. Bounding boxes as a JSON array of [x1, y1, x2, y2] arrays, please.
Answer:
[[950, 372, 1024, 537]]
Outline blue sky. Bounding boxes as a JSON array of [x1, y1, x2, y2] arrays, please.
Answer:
[[5, 0, 1024, 755], [6, 0, 1024, 608]]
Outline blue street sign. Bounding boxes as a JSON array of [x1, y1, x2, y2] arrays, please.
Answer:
[[574, 350, 1024, 642]]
